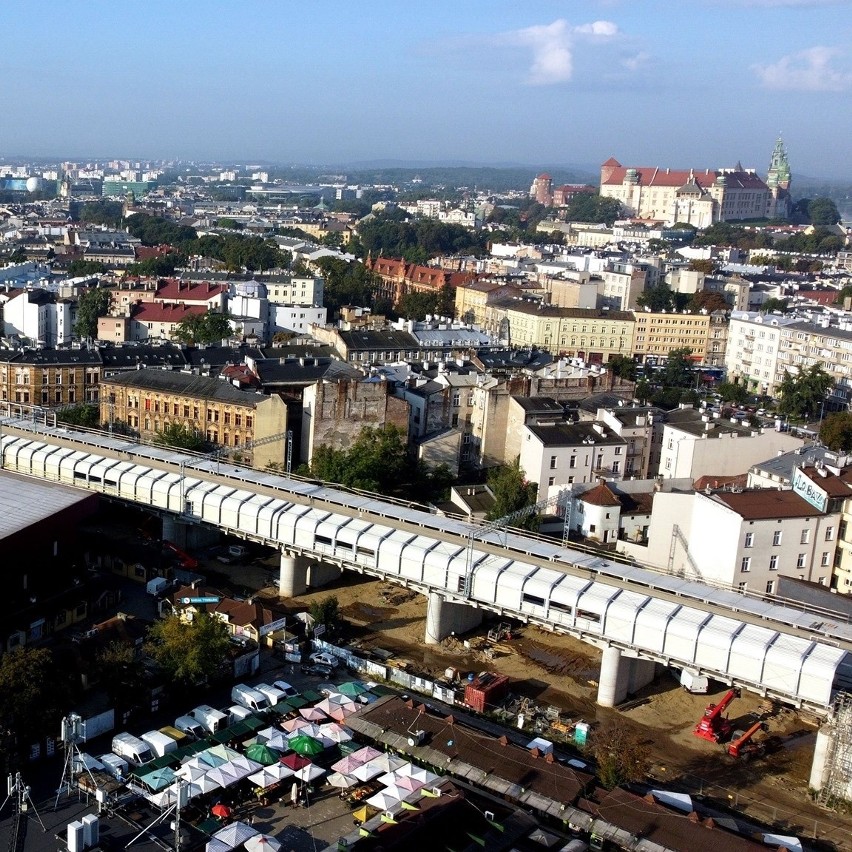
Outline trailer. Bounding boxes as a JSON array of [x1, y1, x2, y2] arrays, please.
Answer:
[[693, 688, 740, 742]]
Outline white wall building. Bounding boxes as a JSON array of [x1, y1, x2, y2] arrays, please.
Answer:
[[270, 305, 327, 336], [725, 311, 798, 394], [3, 289, 72, 346], [659, 412, 802, 481], [266, 276, 324, 308], [519, 420, 627, 499]]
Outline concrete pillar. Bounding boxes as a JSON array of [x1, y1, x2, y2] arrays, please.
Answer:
[[278, 552, 308, 597], [627, 658, 657, 695], [306, 561, 343, 589], [185, 525, 218, 550], [425, 592, 482, 645], [597, 646, 629, 707], [162, 515, 185, 548], [809, 725, 833, 791]]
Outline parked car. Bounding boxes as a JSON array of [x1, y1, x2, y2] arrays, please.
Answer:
[[272, 680, 299, 698], [301, 663, 333, 678], [309, 652, 339, 669]]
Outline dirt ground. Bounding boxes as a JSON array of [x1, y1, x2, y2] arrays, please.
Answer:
[[255, 573, 852, 850]]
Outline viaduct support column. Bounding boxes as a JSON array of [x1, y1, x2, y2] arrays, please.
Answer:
[[425, 593, 482, 645], [809, 725, 833, 792], [162, 515, 186, 548], [597, 646, 629, 708], [627, 657, 657, 695], [306, 561, 343, 589], [278, 551, 308, 598]]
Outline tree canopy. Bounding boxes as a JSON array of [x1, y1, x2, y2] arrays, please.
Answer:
[[308, 596, 341, 637], [356, 213, 488, 263], [0, 647, 75, 768], [805, 197, 841, 227], [589, 720, 651, 790], [67, 259, 107, 277], [298, 425, 452, 502], [144, 612, 231, 687], [778, 364, 833, 419], [74, 287, 112, 339], [173, 310, 233, 344], [636, 283, 688, 312], [562, 193, 623, 226], [819, 412, 852, 452], [485, 459, 539, 531], [152, 423, 208, 451]]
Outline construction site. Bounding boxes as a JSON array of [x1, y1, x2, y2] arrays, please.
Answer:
[[257, 571, 852, 850]]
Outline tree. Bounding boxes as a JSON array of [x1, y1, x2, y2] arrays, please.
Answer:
[[153, 423, 207, 451], [820, 412, 852, 452], [57, 404, 100, 429], [95, 641, 144, 707], [174, 310, 233, 344], [778, 364, 833, 420], [74, 287, 112, 339], [807, 197, 841, 227], [144, 613, 231, 687], [564, 193, 623, 226], [308, 596, 341, 636], [661, 348, 695, 388], [398, 290, 438, 320], [607, 354, 637, 382], [688, 290, 728, 313], [760, 297, 789, 314], [0, 647, 74, 769], [589, 721, 650, 790], [688, 259, 716, 274], [717, 381, 749, 404], [636, 283, 675, 312], [635, 378, 652, 404], [67, 259, 107, 277], [485, 459, 539, 531]]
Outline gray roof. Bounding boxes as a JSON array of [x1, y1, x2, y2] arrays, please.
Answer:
[[98, 344, 188, 370], [750, 444, 837, 484], [0, 470, 94, 541], [512, 396, 565, 415], [0, 348, 102, 366], [337, 329, 420, 351], [101, 367, 267, 405], [526, 420, 625, 448]]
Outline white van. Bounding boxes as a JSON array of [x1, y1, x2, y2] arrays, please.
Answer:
[[231, 684, 270, 713], [140, 730, 178, 758], [227, 705, 253, 725], [254, 683, 285, 707], [272, 680, 298, 699], [99, 753, 128, 780], [189, 705, 227, 734], [111, 733, 153, 767], [174, 715, 205, 740]]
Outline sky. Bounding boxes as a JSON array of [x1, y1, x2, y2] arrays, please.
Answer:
[[1, 0, 850, 178]]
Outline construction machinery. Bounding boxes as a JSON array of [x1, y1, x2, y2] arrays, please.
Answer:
[[693, 688, 740, 742], [163, 540, 199, 570], [727, 721, 769, 759]]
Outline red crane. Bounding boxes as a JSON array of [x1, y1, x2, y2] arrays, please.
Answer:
[[727, 721, 769, 759], [693, 688, 740, 742], [163, 540, 199, 570]]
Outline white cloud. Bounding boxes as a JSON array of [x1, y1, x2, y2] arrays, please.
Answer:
[[495, 18, 620, 85], [622, 51, 651, 72], [752, 46, 852, 91]]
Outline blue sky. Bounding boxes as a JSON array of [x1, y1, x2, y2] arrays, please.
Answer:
[[1, 0, 849, 178]]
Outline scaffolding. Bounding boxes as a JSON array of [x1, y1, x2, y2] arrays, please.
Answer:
[[817, 691, 852, 806]]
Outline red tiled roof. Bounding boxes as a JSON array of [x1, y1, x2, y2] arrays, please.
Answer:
[[602, 166, 767, 191], [135, 245, 174, 261], [155, 279, 227, 301], [134, 302, 207, 323], [694, 473, 749, 491], [712, 489, 822, 520], [799, 466, 852, 498], [580, 482, 621, 507], [601, 157, 621, 168]]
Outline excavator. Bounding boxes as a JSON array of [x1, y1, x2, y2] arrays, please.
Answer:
[[727, 721, 770, 760], [693, 688, 740, 742]]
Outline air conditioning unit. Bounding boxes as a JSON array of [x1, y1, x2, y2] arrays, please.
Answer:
[[407, 729, 426, 747]]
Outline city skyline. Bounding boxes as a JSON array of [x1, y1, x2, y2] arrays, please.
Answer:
[[1, 1, 850, 177]]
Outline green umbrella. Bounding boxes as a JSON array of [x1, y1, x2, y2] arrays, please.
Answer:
[[300, 690, 322, 703], [337, 681, 368, 698], [244, 743, 281, 766], [288, 734, 324, 757]]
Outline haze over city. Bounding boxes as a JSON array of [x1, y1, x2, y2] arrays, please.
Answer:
[[2, 0, 850, 176]]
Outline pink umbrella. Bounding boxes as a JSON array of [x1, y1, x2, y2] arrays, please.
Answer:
[[281, 717, 311, 733], [349, 746, 382, 764], [298, 706, 328, 722], [331, 755, 364, 774]]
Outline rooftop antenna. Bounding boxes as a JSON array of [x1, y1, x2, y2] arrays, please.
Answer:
[[1, 770, 46, 837], [55, 713, 99, 810]]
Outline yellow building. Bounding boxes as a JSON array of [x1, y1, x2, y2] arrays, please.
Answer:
[[631, 310, 711, 364], [502, 304, 635, 363], [100, 368, 287, 469]]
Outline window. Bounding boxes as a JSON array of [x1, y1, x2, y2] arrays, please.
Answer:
[[801, 529, 810, 545], [741, 557, 751, 572], [550, 456, 557, 469], [744, 532, 754, 548], [612, 461, 620, 473], [614, 446, 622, 455], [548, 476, 555, 486], [769, 555, 778, 570], [797, 553, 806, 568], [569, 456, 576, 469], [765, 580, 775, 595], [738, 581, 747, 592], [773, 530, 782, 546], [826, 526, 835, 541], [822, 551, 831, 567]]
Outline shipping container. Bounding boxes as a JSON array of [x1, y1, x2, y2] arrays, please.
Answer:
[[463, 672, 509, 714]]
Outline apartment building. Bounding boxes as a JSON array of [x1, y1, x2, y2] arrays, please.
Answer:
[[100, 368, 287, 469], [704, 311, 729, 368], [503, 304, 635, 362], [724, 311, 797, 394], [598, 264, 646, 311], [0, 349, 102, 407], [631, 310, 711, 365], [3, 289, 73, 347]]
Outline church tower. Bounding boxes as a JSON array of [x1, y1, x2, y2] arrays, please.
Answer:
[[766, 137, 792, 219]]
